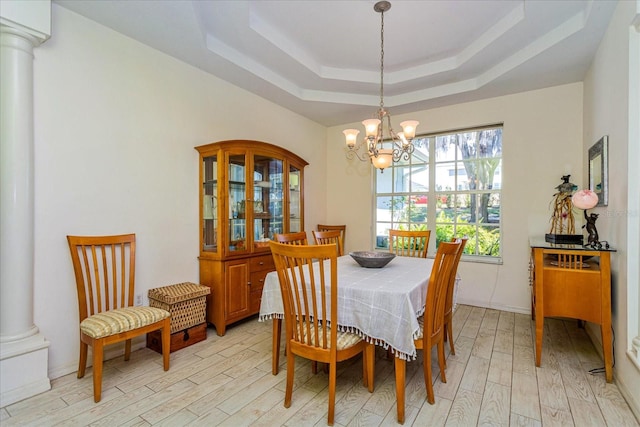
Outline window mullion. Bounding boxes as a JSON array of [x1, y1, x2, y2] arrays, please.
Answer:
[[428, 136, 436, 254]]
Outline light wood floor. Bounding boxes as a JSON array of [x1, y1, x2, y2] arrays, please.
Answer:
[[2, 305, 638, 426]]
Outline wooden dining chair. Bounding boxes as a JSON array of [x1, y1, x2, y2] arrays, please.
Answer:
[[388, 229, 431, 258], [409, 240, 461, 405], [443, 238, 467, 356], [269, 241, 374, 425], [317, 224, 346, 251], [312, 229, 344, 256], [67, 234, 171, 402], [275, 231, 308, 245]]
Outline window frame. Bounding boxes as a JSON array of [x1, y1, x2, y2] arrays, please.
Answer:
[[373, 124, 503, 263]]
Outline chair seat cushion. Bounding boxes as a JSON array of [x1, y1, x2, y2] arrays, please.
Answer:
[[301, 327, 363, 350], [415, 315, 424, 339], [80, 307, 170, 339]]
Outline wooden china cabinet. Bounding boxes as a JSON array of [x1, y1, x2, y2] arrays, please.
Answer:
[[196, 140, 308, 335]]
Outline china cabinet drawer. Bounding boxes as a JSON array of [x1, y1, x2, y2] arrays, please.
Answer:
[[250, 255, 275, 272]]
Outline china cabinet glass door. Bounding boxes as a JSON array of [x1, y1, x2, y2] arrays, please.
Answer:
[[202, 155, 218, 252], [253, 154, 283, 249], [289, 165, 302, 232], [228, 154, 246, 253]]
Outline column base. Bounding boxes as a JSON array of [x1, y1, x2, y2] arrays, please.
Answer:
[[631, 336, 640, 371], [0, 332, 50, 407]]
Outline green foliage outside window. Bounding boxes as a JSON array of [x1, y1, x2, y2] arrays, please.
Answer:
[[375, 126, 502, 260], [434, 211, 500, 256]]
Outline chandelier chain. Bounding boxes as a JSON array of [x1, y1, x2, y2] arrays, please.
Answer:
[[380, 8, 385, 110], [342, 1, 419, 172]]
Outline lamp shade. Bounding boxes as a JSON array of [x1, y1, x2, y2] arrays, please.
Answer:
[[362, 119, 381, 138], [400, 120, 419, 139], [370, 149, 393, 170], [572, 189, 599, 210], [343, 129, 360, 148]]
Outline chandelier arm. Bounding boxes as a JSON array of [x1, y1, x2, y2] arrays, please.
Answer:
[[392, 148, 401, 162], [368, 138, 380, 157], [346, 146, 373, 162]]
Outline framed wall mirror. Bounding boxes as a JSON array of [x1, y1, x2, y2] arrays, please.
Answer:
[[588, 135, 608, 206]]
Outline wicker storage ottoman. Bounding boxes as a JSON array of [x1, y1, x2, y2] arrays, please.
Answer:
[[146, 282, 210, 352]]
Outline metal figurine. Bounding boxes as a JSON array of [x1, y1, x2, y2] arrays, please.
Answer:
[[549, 175, 578, 235], [582, 210, 609, 249]]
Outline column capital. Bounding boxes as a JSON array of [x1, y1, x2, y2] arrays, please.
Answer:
[[1, 25, 40, 55], [0, 0, 51, 46]]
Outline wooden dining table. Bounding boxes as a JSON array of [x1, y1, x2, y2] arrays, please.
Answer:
[[259, 254, 457, 423]]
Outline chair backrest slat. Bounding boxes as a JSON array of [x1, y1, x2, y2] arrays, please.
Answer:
[[67, 234, 136, 321], [445, 238, 467, 317], [389, 229, 431, 258], [317, 224, 346, 250], [424, 241, 461, 341], [275, 232, 308, 245], [312, 230, 344, 256], [270, 241, 338, 352]]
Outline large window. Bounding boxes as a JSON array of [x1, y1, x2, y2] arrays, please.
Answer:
[[374, 125, 503, 261]]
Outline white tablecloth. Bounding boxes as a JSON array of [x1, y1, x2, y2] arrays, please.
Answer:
[[259, 255, 444, 360]]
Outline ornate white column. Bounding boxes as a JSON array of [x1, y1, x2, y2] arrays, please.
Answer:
[[0, 1, 51, 406]]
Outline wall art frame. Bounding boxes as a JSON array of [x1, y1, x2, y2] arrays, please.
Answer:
[[588, 135, 608, 206]]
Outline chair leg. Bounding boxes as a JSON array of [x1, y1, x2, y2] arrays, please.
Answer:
[[284, 344, 294, 408], [364, 343, 375, 392], [362, 351, 366, 387], [161, 318, 171, 371], [423, 347, 434, 405], [394, 356, 406, 424], [447, 321, 455, 355], [272, 319, 281, 375], [92, 340, 104, 403], [327, 360, 337, 426], [438, 340, 447, 384], [124, 339, 132, 361], [78, 341, 88, 378]]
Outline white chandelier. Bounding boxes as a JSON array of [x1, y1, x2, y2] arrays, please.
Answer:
[[343, 1, 419, 172]]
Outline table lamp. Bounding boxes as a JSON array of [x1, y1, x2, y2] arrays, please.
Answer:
[[571, 189, 605, 249]]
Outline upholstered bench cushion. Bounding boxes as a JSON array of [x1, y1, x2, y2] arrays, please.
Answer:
[[80, 307, 170, 339]]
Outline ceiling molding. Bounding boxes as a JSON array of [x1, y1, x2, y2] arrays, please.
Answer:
[[54, 0, 617, 126]]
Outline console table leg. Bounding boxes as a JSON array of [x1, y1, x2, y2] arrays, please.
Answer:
[[535, 317, 544, 367], [602, 324, 613, 382]]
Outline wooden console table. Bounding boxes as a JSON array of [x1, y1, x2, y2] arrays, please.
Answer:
[[530, 239, 616, 382]]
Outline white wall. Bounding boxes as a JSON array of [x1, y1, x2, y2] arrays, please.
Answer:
[[33, 5, 327, 379], [582, 0, 640, 415], [327, 83, 584, 314]]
